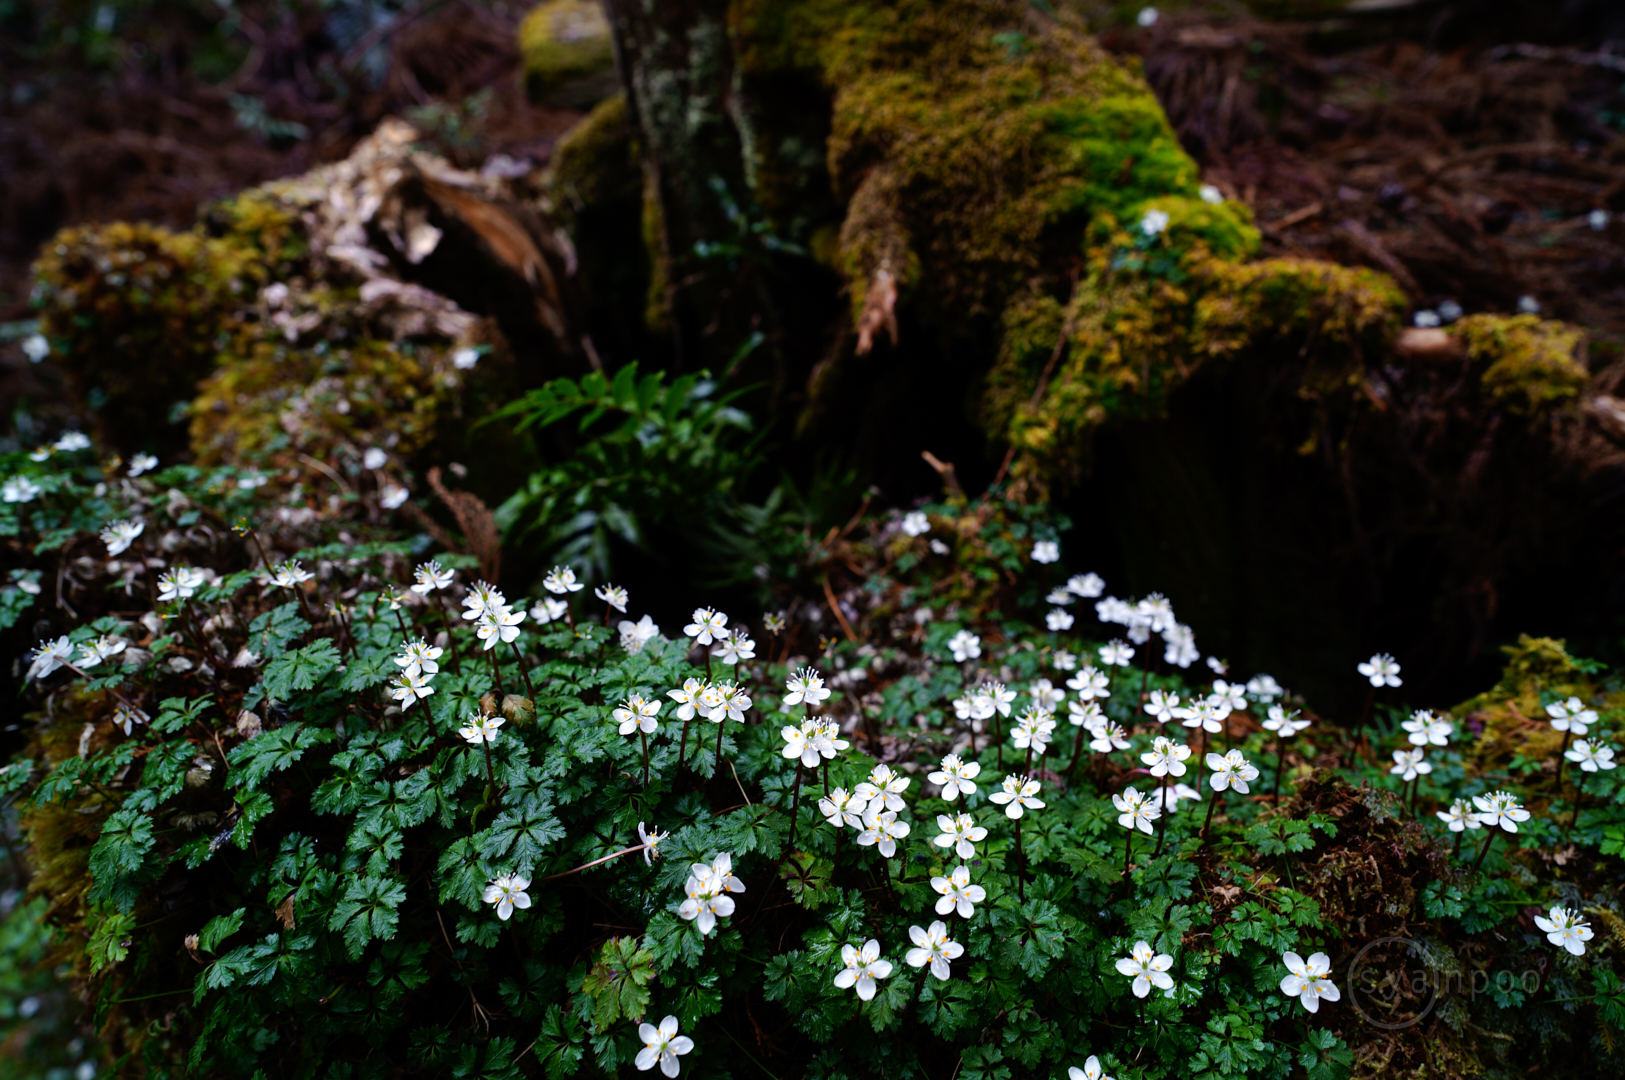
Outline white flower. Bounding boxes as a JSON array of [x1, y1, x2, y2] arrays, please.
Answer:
[[362, 447, 388, 470], [1357, 653, 1402, 688], [112, 705, 148, 736], [1029, 678, 1065, 709], [482, 874, 531, 920], [53, 430, 91, 452], [901, 510, 930, 537], [667, 678, 708, 721], [930, 538, 950, 555], [924, 858, 988, 918], [100, 519, 144, 557], [1137, 6, 1159, 27], [1436, 800, 1480, 833], [1144, 689, 1181, 724], [1246, 674, 1283, 701], [1414, 310, 1441, 329], [26, 446, 49, 462], [1031, 540, 1060, 564], [1068, 699, 1104, 733], [543, 566, 585, 594], [530, 597, 569, 624], [637, 822, 668, 865], [833, 939, 892, 1001], [683, 607, 729, 645], [458, 713, 504, 744], [854, 764, 910, 813], [1211, 680, 1247, 712], [704, 682, 751, 724], [1590, 209, 1611, 231], [1068, 666, 1110, 700], [1471, 791, 1531, 832], [677, 873, 736, 936], [26, 636, 75, 680], [2, 476, 42, 504], [1390, 748, 1432, 782], [618, 614, 660, 652], [1533, 906, 1594, 957], [635, 1015, 694, 1077], [127, 453, 158, 477], [1198, 183, 1223, 204], [1053, 649, 1077, 671], [1045, 608, 1075, 632], [389, 670, 436, 704], [927, 754, 981, 800], [1206, 749, 1259, 793], [614, 695, 662, 736], [1067, 572, 1105, 598], [696, 852, 746, 896], [716, 633, 756, 665], [855, 809, 911, 857], [933, 813, 988, 860], [476, 608, 525, 650], [267, 560, 314, 589], [395, 639, 443, 679], [783, 666, 832, 708], [1098, 640, 1133, 667], [1262, 705, 1310, 737], [1113, 787, 1160, 834], [1402, 710, 1453, 747], [411, 560, 454, 594], [1140, 208, 1170, 235], [1148, 782, 1202, 814], [906, 920, 964, 980], [819, 788, 870, 829], [1089, 721, 1130, 754], [452, 346, 482, 370], [988, 774, 1044, 819], [1116, 941, 1174, 998], [462, 582, 508, 621], [781, 721, 824, 769], [1546, 696, 1597, 736], [1010, 708, 1057, 754], [594, 584, 629, 612], [1564, 739, 1617, 773], [948, 629, 981, 663], [1142, 736, 1192, 778], [380, 485, 410, 509], [77, 635, 126, 667], [237, 471, 267, 490], [21, 333, 49, 362], [1280, 951, 1340, 1013], [1517, 295, 1540, 314], [1047, 587, 1076, 606], [1180, 699, 1227, 735], [157, 566, 205, 602]]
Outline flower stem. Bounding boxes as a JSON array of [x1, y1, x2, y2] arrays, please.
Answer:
[[435, 597, 464, 674], [1015, 814, 1026, 902], [1154, 773, 1170, 857], [1068, 726, 1086, 779], [1272, 741, 1285, 804], [1569, 769, 1586, 833], [536, 843, 650, 882], [1470, 830, 1497, 872], [786, 764, 803, 853], [508, 641, 535, 699], [486, 645, 503, 696], [677, 718, 690, 772], [1556, 731, 1572, 790], [481, 738, 497, 791], [1123, 824, 1133, 878], [1200, 785, 1220, 843], [641, 730, 650, 787], [993, 710, 1003, 771]]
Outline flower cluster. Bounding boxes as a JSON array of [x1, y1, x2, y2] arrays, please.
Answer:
[[677, 853, 745, 936]]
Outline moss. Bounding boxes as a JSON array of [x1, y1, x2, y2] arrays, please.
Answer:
[[1449, 313, 1588, 414], [518, 0, 617, 105], [547, 93, 640, 213], [30, 218, 278, 455], [1452, 635, 1613, 788]]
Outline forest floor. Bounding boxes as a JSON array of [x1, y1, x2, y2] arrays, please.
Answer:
[[2, 1, 1623, 399]]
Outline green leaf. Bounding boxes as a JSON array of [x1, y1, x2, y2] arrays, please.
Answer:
[[580, 937, 655, 1032], [198, 908, 246, 954], [261, 639, 341, 700], [87, 808, 157, 910], [534, 1005, 586, 1080], [87, 908, 137, 972], [327, 874, 407, 959], [228, 723, 336, 789]]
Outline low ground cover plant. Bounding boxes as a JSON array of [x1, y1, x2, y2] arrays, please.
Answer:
[[2, 421, 1624, 1080]]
